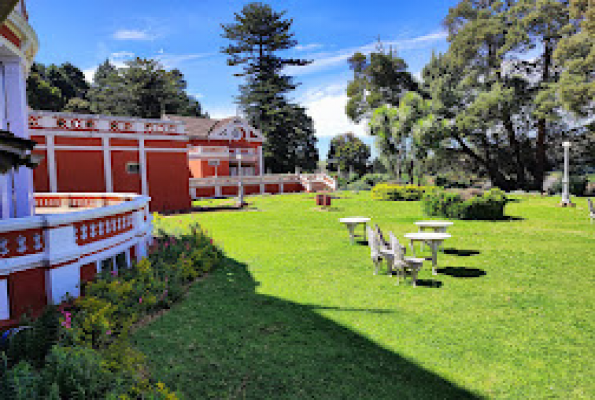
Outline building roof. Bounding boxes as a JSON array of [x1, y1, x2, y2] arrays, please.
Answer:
[[163, 115, 238, 139]]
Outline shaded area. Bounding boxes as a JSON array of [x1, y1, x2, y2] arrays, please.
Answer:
[[437, 267, 487, 278], [133, 257, 480, 399], [443, 248, 481, 257], [414, 279, 444, 288]]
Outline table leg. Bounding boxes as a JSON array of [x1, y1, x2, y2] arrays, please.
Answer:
[[419, 227, 424, 252], [347, 224, 356, 245], [409, 239, 416, 257], [430, 241, 439, 275], [437, 227, 446, 251]]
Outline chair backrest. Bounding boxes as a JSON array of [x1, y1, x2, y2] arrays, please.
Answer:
[[367, 226, 380, 258], [388, 232, 405, 262], [374, 224, 389, 249], [589, 198, 594, 213]]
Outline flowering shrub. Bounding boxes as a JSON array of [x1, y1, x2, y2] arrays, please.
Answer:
[[1, 222, 222, 399], [371, 183, 435, 201]]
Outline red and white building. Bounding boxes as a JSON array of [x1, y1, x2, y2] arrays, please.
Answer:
[[1, 2, 152, 328]]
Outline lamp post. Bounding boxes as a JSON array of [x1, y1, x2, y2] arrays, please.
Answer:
[[561, 141, 573, 207], [237, 153, 244, 207]]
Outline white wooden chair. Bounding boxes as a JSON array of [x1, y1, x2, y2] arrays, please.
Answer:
[[386, 232, 425, 287], [589, 199, 594, 224]]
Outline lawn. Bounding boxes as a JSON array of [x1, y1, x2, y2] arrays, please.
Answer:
[[132, 192, 595, 399]]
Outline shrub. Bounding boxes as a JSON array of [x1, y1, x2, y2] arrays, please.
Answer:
[[422, 188, 507, 220], [371, 183, 435, 201], [547, 175, 588, 196]]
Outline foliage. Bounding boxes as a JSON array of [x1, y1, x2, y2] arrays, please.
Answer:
[[346, 46, 423, 123], [554, 0, 595, 117], [547, 175, 589, 196], [326, 132, 371, 176], [422, 188, 507, 220], [420, 0, 586, 192], [63, 97, 93, 114], [371, 183, 434, 201], [88, 58, 208, 119], [369, 92, 439, 183], [0, 224, 221, 399], [221, 2, 318, 173]]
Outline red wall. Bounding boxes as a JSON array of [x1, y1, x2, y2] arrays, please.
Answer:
[[32, 149, 49, 192], [56, 150, 106, 193], [146, 152, 191, 212], [111, 151, 141, 194], [8, 268, 47, 320]]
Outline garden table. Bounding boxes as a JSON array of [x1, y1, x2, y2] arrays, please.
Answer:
[[404, 232, 451, 275], [414, 221, 453, 250], [339, 217, 371, 245]]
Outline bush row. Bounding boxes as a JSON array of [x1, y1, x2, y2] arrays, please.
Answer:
[[371, 183, 435, 201], [421, 188, 508, 220], [1, 223, 223, 399]]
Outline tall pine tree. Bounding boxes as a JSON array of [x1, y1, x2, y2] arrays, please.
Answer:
[[221, 2, 318, 172]]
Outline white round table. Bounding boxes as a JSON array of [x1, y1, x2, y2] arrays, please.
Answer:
[[339, 217, 371, 245], [404, 232, 451, 275], [415, 221, 453, 250]]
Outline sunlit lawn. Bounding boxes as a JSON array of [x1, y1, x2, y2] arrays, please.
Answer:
[[133, 192, 595, 399]]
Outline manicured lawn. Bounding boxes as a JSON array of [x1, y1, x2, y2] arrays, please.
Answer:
[[133, 192, 594, 399]]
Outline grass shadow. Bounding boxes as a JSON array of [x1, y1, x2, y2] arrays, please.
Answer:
[[437, 266, 487, 278], [443, 248, 481, 257], [414, 279, 444, 288], [132, 257, 480, 399]]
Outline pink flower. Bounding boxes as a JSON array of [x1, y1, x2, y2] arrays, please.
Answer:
[[106, 330, 112, 336], [139, 297, 143, 304], [209, 238, 213, 244], [110, 270, 118, 277], [61, 320, 71, 329]]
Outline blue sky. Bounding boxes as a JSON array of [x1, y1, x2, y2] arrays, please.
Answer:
[[28, 0, 456, 159]]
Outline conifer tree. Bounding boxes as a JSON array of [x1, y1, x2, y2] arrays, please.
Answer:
[[221, 2, 318, 172]]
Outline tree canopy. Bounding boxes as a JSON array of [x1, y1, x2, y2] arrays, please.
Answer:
[[27, 59, 207, 119], [221, 2, 318, 173], [326, 132, 371, 176]]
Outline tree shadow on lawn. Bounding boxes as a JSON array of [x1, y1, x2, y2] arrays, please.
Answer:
[[133, 257, 480, 399]]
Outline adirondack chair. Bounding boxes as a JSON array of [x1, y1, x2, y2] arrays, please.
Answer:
[[387, 232, 425, 287], [367, 226, 386, 275], [589, 198, 594, 224]]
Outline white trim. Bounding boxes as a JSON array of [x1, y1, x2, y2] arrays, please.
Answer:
[[102, 137, 112, 192], [30, 130, 190, 142], [139, 139, 148, 196], [34, 144, 189, 153], [0, 278, 10, 320], [258, 146, 264, 176], [46, 135, 58, 192]]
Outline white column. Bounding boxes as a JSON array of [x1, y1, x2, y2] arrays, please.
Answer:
[[102, 137, 112, 192], [561, 141, 571, 205], [0, 175, 10, 218], [258, 146, 264, 176], [48, 263, 81, 303], [2, 58, 34, 217], [139, 139, 148, 196], [0, 278, 10, 320], [46, 135, 58, 192]]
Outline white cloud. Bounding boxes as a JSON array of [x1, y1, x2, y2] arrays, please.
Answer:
[[207, 105, 239, 120], [156, 52, 215, 69], [112, 29, 157, 41], [295, 43, 323, 51], [110, 51, 135, 60], [83, 67, 97, 83], [301, 82, 367, 138], [287, 31, 448, 76]]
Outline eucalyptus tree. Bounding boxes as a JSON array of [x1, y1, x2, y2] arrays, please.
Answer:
[[421, 0, 575, 191]]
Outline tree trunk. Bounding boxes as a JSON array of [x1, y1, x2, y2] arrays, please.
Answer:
[[534, 40, 552, 192], [503, 113, 526, 188]]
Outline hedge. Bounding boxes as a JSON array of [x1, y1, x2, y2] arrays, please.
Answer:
[[421, 188, 508, 220], [371, 183, 435, 201]]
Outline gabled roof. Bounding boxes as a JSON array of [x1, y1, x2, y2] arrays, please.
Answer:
[[163, 115, 238, 139]]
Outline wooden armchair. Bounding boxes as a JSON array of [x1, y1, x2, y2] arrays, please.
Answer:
[[387, 232, 425, 287], [589, 198, 594, 224]]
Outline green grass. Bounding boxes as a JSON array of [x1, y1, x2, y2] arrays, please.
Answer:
[[133, 192, 595, 399]]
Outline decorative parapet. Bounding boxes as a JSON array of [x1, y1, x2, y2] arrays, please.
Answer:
[[0, 193, 151, 276], [190, 174, 301, 188], [29, 111, 186, 137], [1, 1, 38, 68]]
